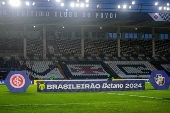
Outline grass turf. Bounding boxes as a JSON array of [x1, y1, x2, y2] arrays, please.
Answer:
[[0, 83, 170, 113]]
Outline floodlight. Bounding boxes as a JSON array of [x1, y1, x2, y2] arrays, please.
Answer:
[[132, 1, 135, 5], [167, 3, 169, 6], [9, 0, 21, 7], [61, 3, 64, 7], [117, 5, 121, 9], [32, 2, 35, 5], [164, 7, 166, 10], [86, 0, 89, 3], [63, 26, 65, 29], [129, 6, 131, 9], [56, 0, 60, 2], [2, 1, 5, 5], [123, 5, 127, 9], [159, 7, 162, 10], [48, 0, 49, 1], [167, 7, 169, 10], [86, 4, 89, 7], [71, 3, 75, 7], [97, 4, 100, 8], [80, 3, 84, 7], [34, 26, 36, 28], [155, 2, 158, 6], [26, 1, 30, 6], [76, 3, 79, 7], [77, 0, 79, 2]]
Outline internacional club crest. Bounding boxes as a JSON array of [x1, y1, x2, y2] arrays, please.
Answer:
[[10, 74, 25, 88], [5, 71, 30, 92], [149, 70, 170, 90]]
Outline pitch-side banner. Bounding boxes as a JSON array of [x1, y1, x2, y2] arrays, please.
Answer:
[[37, 80, 145, 92], [0, 9, 169, 21]]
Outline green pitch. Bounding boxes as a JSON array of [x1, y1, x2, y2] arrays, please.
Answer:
[[0, 83, 170, 113]]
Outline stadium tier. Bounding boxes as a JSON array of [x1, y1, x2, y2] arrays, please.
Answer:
[[59, 61, 116, 79], [105, 61, 156, 78], [20, 61, 63, 79], [0, 1, 170, 81]]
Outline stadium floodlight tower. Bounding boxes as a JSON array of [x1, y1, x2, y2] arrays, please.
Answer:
[[123, 4, 127, 9], [61, 3, 64, 7], [56, 0, 60, 2], [167, 3, 169, 6], [155, 2, 158, 6], [26, 1, 30, 6], [9, 0, 20, 7], [70, 3, 75, 7], [132, 1, 135, 5], [2, 1, 5, 5], [117, 5, 121, 9]]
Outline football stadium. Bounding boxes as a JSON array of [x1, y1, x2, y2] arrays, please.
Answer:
[[0, 0, 170, 113]]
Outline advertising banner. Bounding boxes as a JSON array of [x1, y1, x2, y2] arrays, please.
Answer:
[[37, 80, 145, 92], [0, 9, 169, 21]]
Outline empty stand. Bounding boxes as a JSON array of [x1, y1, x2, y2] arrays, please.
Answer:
[[59, 61, 114, 79], [20, 61, 63, 79], [106, 61, 156, 78]]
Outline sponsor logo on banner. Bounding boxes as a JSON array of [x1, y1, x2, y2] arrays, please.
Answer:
[[4, 71, 30, 92], [37, 80, 145, 92], [149, 70, 170, 90], [39, 83, 46, 90]]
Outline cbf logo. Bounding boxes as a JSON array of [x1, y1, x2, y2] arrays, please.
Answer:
[[154, 74, 165, 86], [39, 83, 45, 90], [10, 74, 25, 88], [149, 70, 170, 90], [5, 71, 30, 92], [37, 82, 47, 92]]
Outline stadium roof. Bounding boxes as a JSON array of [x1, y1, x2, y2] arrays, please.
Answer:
[[0, 0, 170, 12], [0, 0, 170, 33]]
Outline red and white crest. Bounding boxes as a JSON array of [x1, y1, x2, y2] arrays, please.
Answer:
[[10, 74, 25, 88]]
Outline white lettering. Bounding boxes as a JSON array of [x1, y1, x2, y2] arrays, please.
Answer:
[[55, 12, 57, 17], [46, 12, 49, 16], [101, 13, 103, 18], [110, 13, 113, 18], [74, 12, 77, 17], [105, 13, 108, 18], [60, 12, 62, 17], [64, 12, 67, 17], [22, 11, 25, 16], [69, 12, 72, 17], [96, 13, 99, 18]]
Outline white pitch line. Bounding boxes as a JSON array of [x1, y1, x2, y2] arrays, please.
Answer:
[[106, 93, 169, 101], [129, 95, 137, 96], [0, 101, 129, 107]]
